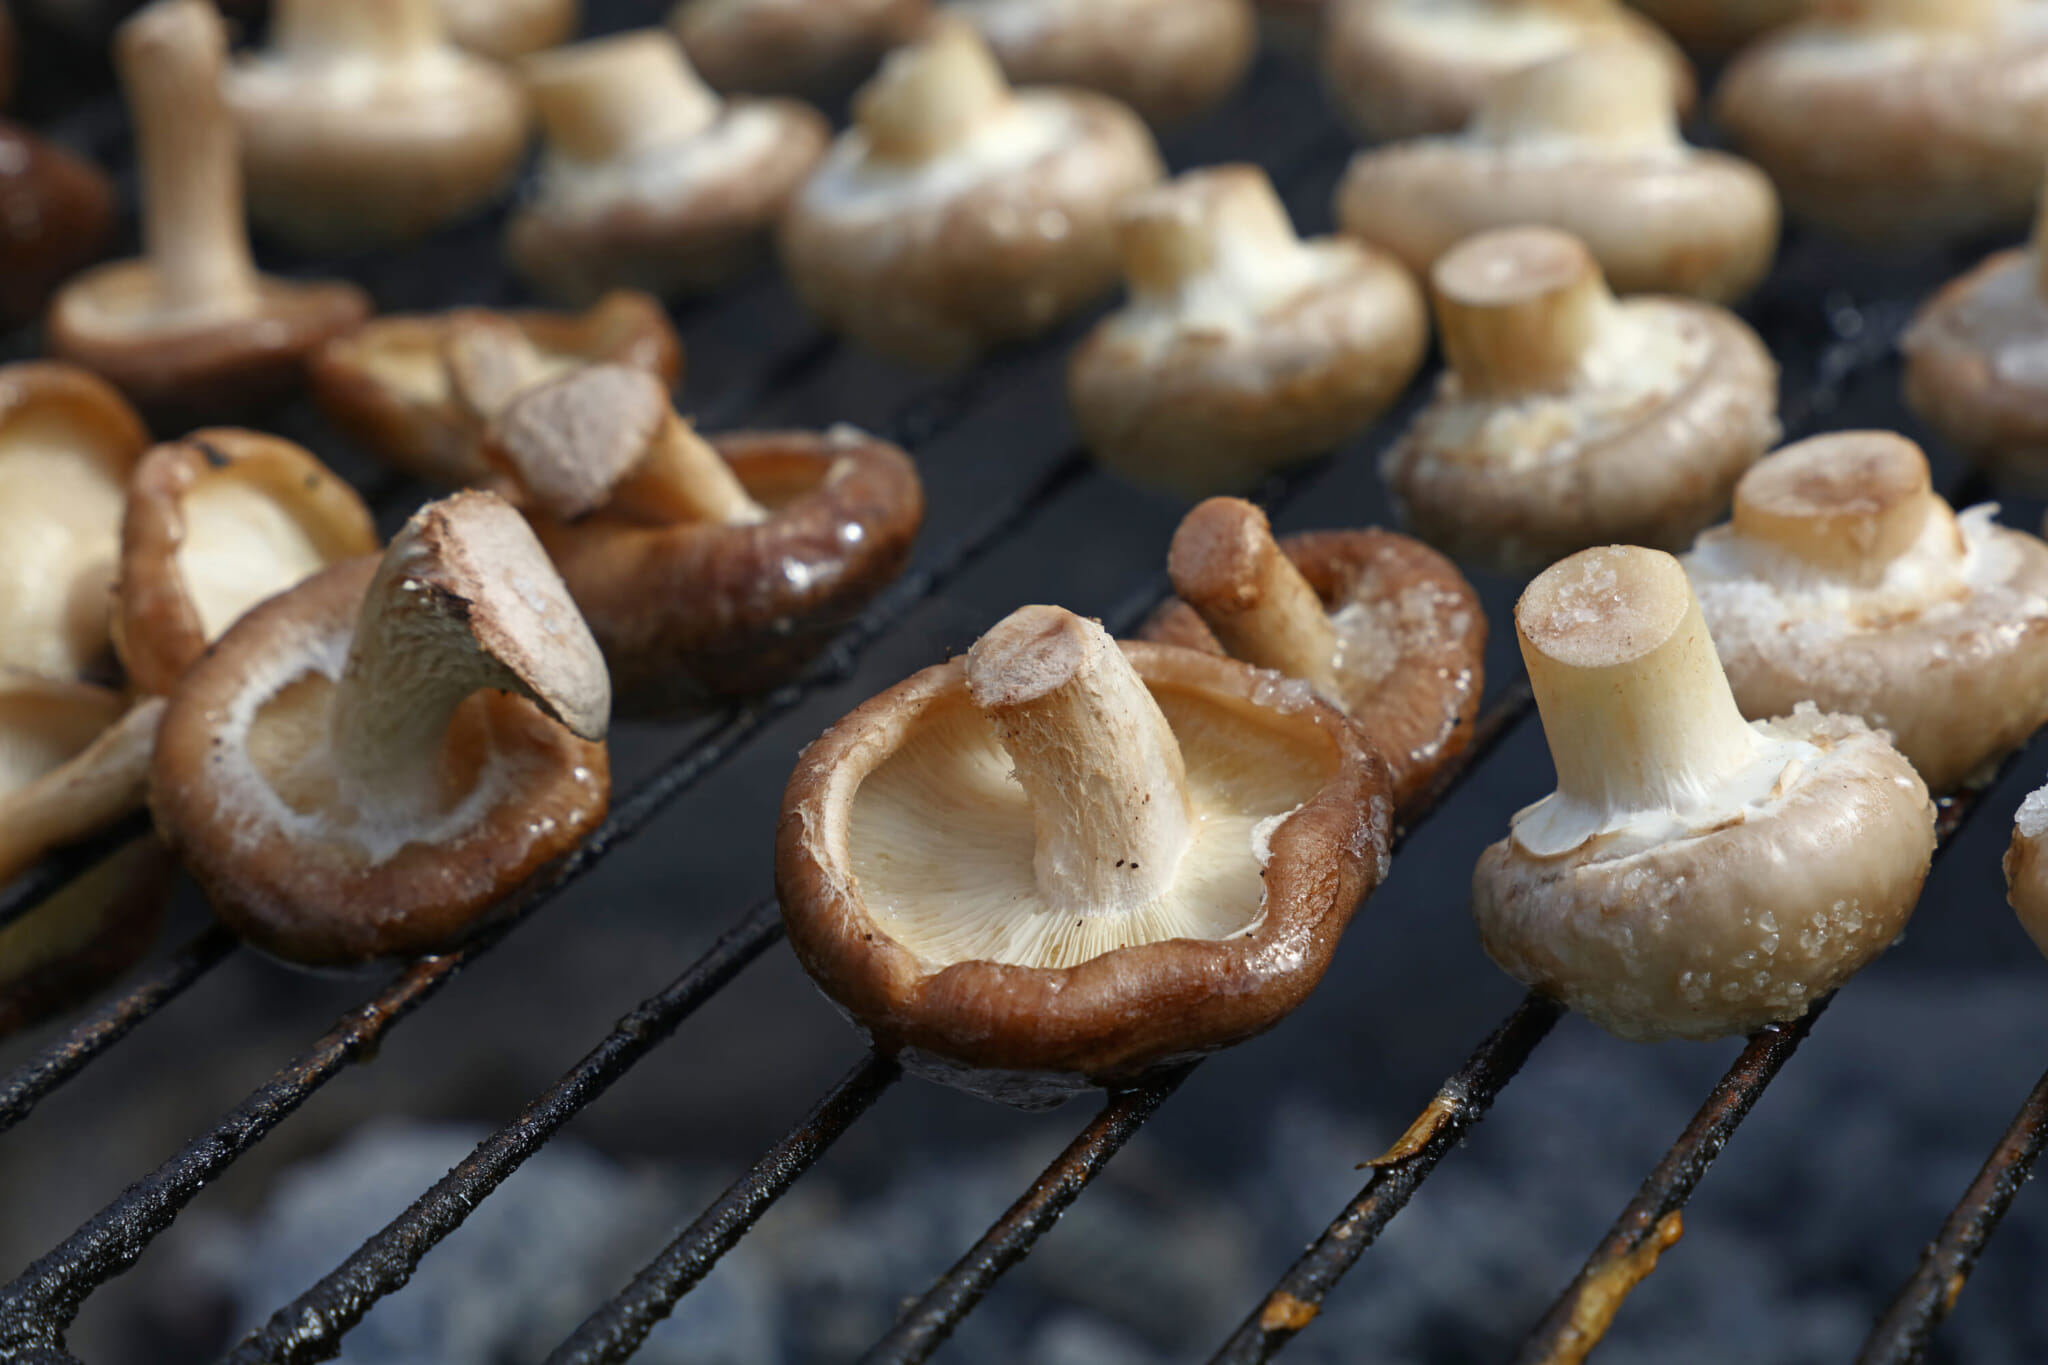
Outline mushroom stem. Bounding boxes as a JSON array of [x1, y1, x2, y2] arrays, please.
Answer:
[[271, 0, 440, 60], [1119, 167, 1302, 302], [1167, 498, 1344, 702], [966, 605, 1194, 916], [525, 32, 721, 168], [855, 19, 1012, 165], [329, 491, 610, 815], [1730, 432, 1945, 582], [1468, 41, 1678, 150], [618, 416, 768, 527], [1432, 227, 1613, 400], [118, 0, 258, 320]]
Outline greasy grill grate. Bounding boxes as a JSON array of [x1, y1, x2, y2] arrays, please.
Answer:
[[3, 6, 2047, 1362]]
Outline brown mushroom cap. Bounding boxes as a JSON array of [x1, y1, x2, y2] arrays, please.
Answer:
[[777, 608, 1394, 1101], [1473, 546, 1935, 1042], [114, 429, 379, 697], [1335, 41, 1780, 304], [438, 0, 579, 60], [2005, 782, 2048, 959], [0, 121, 116, 331], [779, 19, 1164, 369], [508, 29, 829, 305], [1715, 0, 2048, 245], [1684, 431, 2048, 793], [1142, 500, 1486, 809], [1625, 0, 1803, 53], [0, 362, 151, 682], [1901, 232, 2048, 490], [1322, 0, 1695, 142], [1382, 226, 1780, 572], [1071, 165, 1427, 498], [310, 292, 683, 486], [955, 0, 1256, 127], [224, 0, 532, 251], [669, 0, 930, 96]]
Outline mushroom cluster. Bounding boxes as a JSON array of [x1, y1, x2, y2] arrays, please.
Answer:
[[1474, 545, 1936, 1042], [670, 0, 929, 97], [1381, 226, 1779, 572], [509, 30, 830, 305], [779, 19, 1164, 369], [0, 122, 114, 331], [1141, 497, 1486, 808], [1070, 165, 1427, 499], [779, 603, 1394, 1103], [1337, 40, 1779, 304], [1683, 432, 2048, 794]]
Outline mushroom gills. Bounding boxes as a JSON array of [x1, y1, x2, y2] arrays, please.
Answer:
[[175, 475, 339, 642], [0, 425, 126, 677]]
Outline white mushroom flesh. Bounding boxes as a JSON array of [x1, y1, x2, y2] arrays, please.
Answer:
[[0, 421, 126, 678], [1465, 38, 1682, 154]]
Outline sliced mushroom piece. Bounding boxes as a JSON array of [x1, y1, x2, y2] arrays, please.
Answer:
[[1716, 0, 2048, 246], [114, 430, 379, 697], [48, 0, 369, 419], [310, 291, 683, 486], [1474, 546, 1935, 1042], [2006, 781, 2048, 958], [1336, 40, 1780, 304], [1322, 0, 1694, 143], [1381, 226, 1779, 573], [670, 0, 930, 96], [1682, 431, 2048, 794], [151, 491, 611, 966], [507, 30, 828, 305], [487, 365, 925, 711], [438, 0, 578, 61], [779, 18, 1164, 369], [779, 604, 1394, 1103], [0, 363, 150, 682], [1141, 498, 1485, 809], [1070, 164, 1427, 498], [224, 0, 530, 251], [0, 122, 115, 331], [951, 0, 1256, 127], [1624, 0, 1802, 54]]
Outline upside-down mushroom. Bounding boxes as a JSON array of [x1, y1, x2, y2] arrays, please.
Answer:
[[486, 365, 925, 710], [1684, 431, 2048, 794], [1336, 40, 1779, 304], [0, 123, 115, 331], [779, 18, 1164, 369], [438, 0, 578, 60], [1474, 545, 1935, 1042], [114, 430, 379, 697], [310, 291, 682, 486], [1322, 0, 1694, 142], [224, 0, 529, 251], [778, 603, 1394, 1103], [151, 491, 611, 966], [1070, 165, 1427, 498], [1624, 0, 1802, 53], [1716, 0, 2048, 246], [952, 0, 1257, 127], [1141, 497, 1485, 809], [670, 0, 930, 96], [1381, 226, 1779, 572], [508, 29, 829, 305], [49, 0, 369, 419]]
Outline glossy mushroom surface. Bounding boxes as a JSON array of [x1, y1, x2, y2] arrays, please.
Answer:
[[487, 365, 925, 711], [509, 29, 828, 304], [151, 491, 611, 966], [2006, 780, 2048, 958], [114, 429, 379, 696], [778, 604, 1394, 1104], [1382, 226, 1779, 572], [311, 291, 683, 486], [49, 0, 369, 418], [1142, 497, 1485, 809], [1684, 431, 2048, 793], [1071, 165, 1426, 499], [779, 19, 1164, 369], [1337, 40, 1779, 304], [670, 0, 929, 96], [1474, 546, 1935, 1042], [952, 0, 1256, 127], [1716, 0, 2048, 246], [438, 0, 578, 60], [1322, 0, 1694, 142], [0, 122, 115, 331]]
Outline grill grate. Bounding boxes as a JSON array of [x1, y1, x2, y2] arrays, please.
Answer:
[[3, 6, 2048, 1362]]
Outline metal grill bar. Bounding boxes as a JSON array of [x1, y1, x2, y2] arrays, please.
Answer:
[[1855, 1062, 2048, 1364]]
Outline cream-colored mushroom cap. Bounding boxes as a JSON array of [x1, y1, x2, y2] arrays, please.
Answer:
[[1071, 164, 1426, 498], [1336, 39, 1780, 303], [1473, 545, 1936, 1042], [1625, 0, 1803, 53], [2005, 781, 2048, 958], [1683, 432, 2048, 793], [437, 0, 577, 60], [670, 0, 929, 96], [779, 17, 1164, 368], [1381, 226, 1779, 572]]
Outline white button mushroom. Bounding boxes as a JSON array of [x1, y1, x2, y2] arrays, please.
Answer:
[[669, 0, 930, 98], [1474, 545, 1936, 1042], [436, 0, 577, 61]]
